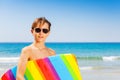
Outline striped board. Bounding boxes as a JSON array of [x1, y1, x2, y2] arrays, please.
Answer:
[[1, 54, 82, 80]]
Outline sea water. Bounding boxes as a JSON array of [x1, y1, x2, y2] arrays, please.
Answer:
[[0, 42, 120, 78]]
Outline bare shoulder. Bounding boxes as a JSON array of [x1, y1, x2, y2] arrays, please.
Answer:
[[22, 45, 31, 53], [20, 45, 32, 57], [18, 45, 32, 62], [48, 48, 56, 55]]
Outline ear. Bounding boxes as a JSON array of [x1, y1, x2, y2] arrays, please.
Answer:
[[47, 31, 50, 36], [31, 29, 33, 34]]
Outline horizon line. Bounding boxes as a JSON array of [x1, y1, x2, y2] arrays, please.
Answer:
[[0, 41, 120, 43]]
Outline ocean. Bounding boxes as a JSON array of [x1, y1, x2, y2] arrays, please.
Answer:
[[0, 42, 120, 80]]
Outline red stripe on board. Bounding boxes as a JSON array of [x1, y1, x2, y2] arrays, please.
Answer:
[[36, 58, 60, 80], [1, 73, 9, 80], [1, 70, 10, 80], [1, 70, 15, 80]]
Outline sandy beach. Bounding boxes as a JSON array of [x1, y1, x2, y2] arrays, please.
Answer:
[[1, 68, 120, 80], [0, 62, 17, 77], [1, 62, 120, 80], [81, 68, 120, 80]]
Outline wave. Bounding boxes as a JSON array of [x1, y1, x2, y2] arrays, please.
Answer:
[[77, 56, 120, 61], [0, 56, 120, 63], [0, 57, 19, 63], [80, 66, 93, 70], [80, 66, 104, 70], [102, 56, 120, 61]]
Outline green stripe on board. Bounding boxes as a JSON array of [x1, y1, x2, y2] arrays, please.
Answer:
[[60, 54, 78, 80], [24, 68, 34, 80], [66, 54, 80, 80]]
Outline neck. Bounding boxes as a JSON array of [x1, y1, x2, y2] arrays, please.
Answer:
[[32, 41, 46, 49]]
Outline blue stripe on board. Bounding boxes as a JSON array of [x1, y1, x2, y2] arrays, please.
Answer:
[[11, 66, 17, 79], [49, 55, 73, 80]]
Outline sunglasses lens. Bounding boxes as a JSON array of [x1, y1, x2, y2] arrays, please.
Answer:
[[34, 28, 49, 34], [43, 29, 49, 33], [35, 28, 41, 33]]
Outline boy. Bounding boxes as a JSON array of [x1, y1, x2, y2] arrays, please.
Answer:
[[16, 17, 55, 80]]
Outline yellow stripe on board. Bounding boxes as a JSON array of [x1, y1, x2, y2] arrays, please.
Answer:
[[26, 61, 45, 80], [64, 54, 82, 80], [34, 61, 46, 80]]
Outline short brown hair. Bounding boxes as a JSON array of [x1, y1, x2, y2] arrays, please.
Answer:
[[31, 17, 51, 30]]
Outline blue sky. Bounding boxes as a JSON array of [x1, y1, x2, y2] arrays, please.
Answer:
[[0, 0, 120, 42]]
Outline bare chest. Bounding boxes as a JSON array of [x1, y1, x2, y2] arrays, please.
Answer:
[[29, 49, 51, 60]]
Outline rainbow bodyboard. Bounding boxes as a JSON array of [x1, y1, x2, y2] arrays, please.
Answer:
[[1, 54, 82, 80]]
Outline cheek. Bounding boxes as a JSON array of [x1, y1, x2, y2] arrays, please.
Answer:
[[45, 32, 50, 37], [32, 32, 35, 36], [32, 32, 38, 38]]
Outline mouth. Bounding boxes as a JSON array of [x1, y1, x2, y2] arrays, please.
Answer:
[[38, 36, 44, 38]]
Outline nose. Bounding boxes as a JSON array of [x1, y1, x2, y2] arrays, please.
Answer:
[[39, 30, 44, 35]]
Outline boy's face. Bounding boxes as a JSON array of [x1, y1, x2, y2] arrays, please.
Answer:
[[31, 23, 50, 42]]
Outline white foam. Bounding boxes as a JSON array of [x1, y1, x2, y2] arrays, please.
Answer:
[[102, 56, 120, 61], [0, 57, 19, 63], [80, 66, 93, 70], [0, 68, 3, 71]]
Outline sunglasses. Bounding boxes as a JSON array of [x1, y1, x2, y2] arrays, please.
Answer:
[[34, 28, 49, 34]]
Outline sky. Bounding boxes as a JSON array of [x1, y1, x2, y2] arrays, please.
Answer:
[[0, 0, 120, 42]]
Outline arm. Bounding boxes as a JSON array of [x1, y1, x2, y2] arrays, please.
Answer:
[[16, 48, 29, 80]]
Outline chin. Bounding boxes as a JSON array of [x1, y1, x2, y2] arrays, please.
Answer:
[[36, 39, 45, 43]]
